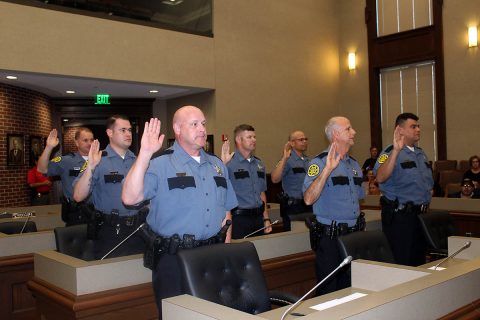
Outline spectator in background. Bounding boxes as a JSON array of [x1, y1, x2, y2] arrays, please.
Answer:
[[362, 169, 376, 195], [463, 155, 480, 188], [368, 180, 381, 195], [362, 146, 378, 173], [448, 178, 480, 199], [27, 157, 52, 205]]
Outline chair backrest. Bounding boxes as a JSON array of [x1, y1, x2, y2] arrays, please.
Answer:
[[458, 160, 470, 172], [434, 160, 458, 172], [177, 242, 271, 315], [54, 224, 95, 261], [438, 170, 464, 192], [337, 230, 395, 264], [0, 221, 37, 234], [418, 211, 457, 253], [445, 183, 462, 197]]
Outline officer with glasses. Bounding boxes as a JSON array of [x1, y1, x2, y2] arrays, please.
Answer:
[[271, 131, 312, 231]]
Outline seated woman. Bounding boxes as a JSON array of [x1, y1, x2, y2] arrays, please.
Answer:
[[448, 178, 480, 199], [362, 169, 375, 195], [368, 180, 381, 195], [463, 155, 480, 188]]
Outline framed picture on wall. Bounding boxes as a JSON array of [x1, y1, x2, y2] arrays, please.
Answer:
[[7, 134, 25, 166], [29, 135, 44, 166]]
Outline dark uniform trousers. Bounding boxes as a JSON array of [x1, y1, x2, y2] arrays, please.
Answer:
[[152, 254, 182, 319], [381, 202, 426, 266], [280, 200, 312, 231], [93, 216, 146, 260], [231, 206, 264, 239]]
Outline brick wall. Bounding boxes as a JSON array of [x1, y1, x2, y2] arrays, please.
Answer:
[[0, 83, 54, 207], [63, 127, 78, 154]]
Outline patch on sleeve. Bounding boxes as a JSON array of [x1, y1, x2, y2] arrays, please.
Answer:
[[80, 161, 88, 173], [377, 154, 389, 164], [51, 156, 62, 163], [307, 164, 320, 177]]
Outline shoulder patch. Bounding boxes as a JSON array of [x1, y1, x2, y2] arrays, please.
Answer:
[[377, 153, 389, 164], [51, 156, 62, 163], [80, 161, 88, 173], [315, 152, 328, 159], [151, 149, 174, 160], [307, 164, 320, 177]]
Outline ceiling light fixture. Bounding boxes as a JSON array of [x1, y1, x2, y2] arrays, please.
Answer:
[[162, 0, 183, 5], [149, 90, 159, 93], [66, 90, 76, 94], [6, 75, 17, 80]]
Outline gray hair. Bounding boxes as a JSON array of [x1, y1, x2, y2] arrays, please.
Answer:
[[324, 117, 343, 142]]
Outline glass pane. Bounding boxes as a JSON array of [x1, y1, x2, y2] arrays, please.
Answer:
[[380, 62, 437, 161], [377, 0, 432, 37], [31, 0, 212, 36]]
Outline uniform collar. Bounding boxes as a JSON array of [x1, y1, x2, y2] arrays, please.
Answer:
[[172, 141, 208, 165], [290, 150, 306, 161], [234, 149, 256, 163], [105, 144, 135, 159]]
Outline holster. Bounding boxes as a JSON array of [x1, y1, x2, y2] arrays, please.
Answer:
[[139, 224, 161, 270], [380, 196, 397, 225], [356, 212, 366, 231], [305, 216, 321, 250], [83, 204, 103, 240]]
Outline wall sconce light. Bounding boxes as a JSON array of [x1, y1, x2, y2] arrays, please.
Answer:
[[348, 52, 356, 71], [468, 26, 477, 47]]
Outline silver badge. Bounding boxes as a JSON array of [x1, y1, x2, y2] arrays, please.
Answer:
[[214, 164, 223, 176]]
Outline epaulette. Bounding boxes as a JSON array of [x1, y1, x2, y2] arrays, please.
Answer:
[[253, 155, 261, 161], [315, 152, 328, 159], [349, 155, 357, 162], [416, 146, 423, 150], [65, 152, 75, 157], [205, 151, 221, 161], [101, 150, 108, 157], [151, 149, 174, 160], [384, 145, 394, 153]]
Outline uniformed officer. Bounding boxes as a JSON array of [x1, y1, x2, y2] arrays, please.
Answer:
[[374, 112, 433, 266], [303, 116, 364, 295], [73, 115, 146, 260], [222, 124, 272, 239], [37, 127, 94, 225], [122, 106, 237, 318], [271, 130, 312, 231]]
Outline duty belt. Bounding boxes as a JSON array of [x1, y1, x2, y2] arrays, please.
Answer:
[[380, 196, 429, 213], [232, 204, 265, 216], [102, 210, 147, 227], [287, 198, 305, 206]]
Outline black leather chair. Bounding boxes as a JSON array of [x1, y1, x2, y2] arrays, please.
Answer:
[[337, 230, 395, 263], [54, 224, 95, 261], [418, 210, 457, 258], [177, 242, 298, 315], [0, 221, 37, 234]]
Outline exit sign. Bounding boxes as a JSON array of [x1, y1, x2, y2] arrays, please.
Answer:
[[95, 94, 110, 105]]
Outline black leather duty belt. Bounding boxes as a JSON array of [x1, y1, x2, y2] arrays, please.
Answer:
[[231, 204, 265, 216], [101, 211, 147, 227]]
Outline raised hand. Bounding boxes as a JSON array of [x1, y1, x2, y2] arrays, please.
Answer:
[[87, 140, 102, 170], [282, 141, 292, 159], [140, 118, 164, 156], [393, 126, 405, 151], [221, 139, 234, 164], [46, 129, 59, 149], [325, 142, 341, 172]]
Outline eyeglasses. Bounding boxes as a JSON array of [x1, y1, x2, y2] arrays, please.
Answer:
[[463, 184, 474, 188], [293, 138, 308, 142]]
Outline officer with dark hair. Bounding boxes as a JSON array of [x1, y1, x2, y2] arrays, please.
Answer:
[[73, 115, 146, 259], [303, 116, 365, 295], [222, 124, 272, 239], [122, 106, 237, 319], [37, 127, 94, 225], [374, 112, 433, 266], [271, 130, 311, 231]]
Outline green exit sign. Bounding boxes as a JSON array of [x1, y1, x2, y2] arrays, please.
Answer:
[[95, 94, 110, 105]]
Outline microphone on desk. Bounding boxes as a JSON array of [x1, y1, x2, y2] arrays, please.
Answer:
[[433, 241, 471, 270], [280, 255, 353, 320], [19, 213, 32, 234], [101, 223, 145, 260], [243, 220, 279, 238]]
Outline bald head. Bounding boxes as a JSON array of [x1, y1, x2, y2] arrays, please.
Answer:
[[288, 130, 308, 154], [173, 105, 207, 156]]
